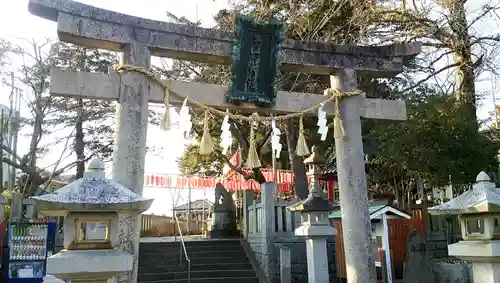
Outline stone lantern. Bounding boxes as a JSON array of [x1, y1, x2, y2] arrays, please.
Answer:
[[288, 146, 339, 283], [30, 158, 153, 283], [428, 171, 500, 283]]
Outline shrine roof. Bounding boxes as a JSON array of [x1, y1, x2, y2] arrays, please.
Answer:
[[329, 204, 411, 220], [428, 172, 500, 215]]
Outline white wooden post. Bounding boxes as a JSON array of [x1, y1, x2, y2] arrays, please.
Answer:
[[10, 191, 23, 220], [25, 204, 35, 218], [381, 213, 393, 283]]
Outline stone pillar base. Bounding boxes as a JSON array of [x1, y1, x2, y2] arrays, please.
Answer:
[[305, 237, 330, 283], [472, 262, 500, 283]]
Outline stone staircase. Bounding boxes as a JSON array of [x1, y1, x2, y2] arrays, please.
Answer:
[[138, 239, 259, 283]]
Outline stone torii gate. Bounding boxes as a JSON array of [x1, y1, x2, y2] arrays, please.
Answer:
[[28, 1, 421, 283]]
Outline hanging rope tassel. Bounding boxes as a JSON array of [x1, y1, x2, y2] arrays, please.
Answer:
[[333, 95, 346, 138], [199, 110, 215, 155], [295, 115, 310, 157], [246, 114, 262, 168], [159, 81, 172, 131]]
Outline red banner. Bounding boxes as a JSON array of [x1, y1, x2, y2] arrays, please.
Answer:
[[144, 171, 336, 198], [144, 151, 337, 197]]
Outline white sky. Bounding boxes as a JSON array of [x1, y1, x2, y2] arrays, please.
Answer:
[[0, 0, 497, 215], [0, 0, 229, 215]]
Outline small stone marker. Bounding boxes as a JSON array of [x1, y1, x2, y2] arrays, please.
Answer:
[[402, 232, 436, 283]]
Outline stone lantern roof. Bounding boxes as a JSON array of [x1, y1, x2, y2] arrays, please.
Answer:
[[428, 171, 500, 215], [288, 146, 339, 212], [31, 158, 153, 216]]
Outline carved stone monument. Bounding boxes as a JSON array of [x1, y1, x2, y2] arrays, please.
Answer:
[[402, 232, 436, 283], [209, 183, 238, 238]]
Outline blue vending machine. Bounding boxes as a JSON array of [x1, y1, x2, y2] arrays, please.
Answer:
[[45, 222, 57, 258], [6, 219, 49, 283]]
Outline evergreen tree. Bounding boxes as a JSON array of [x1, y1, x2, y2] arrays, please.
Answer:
[[47, 42, 118, 178]]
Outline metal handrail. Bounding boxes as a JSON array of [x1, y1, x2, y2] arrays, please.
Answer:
[[174, 215, 191, 283]]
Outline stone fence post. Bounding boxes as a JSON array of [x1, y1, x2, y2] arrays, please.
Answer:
[[261, 182, 276, 280], [261, 182, 275, 238], [243, 190, 253, 239], [280, 246, 291, 283]]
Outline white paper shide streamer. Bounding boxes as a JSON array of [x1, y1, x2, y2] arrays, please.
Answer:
[[220, 113, 232, 154], [179, 99, 192, 138], [271, 120, 282, 158], [317, 103, 328, 141]]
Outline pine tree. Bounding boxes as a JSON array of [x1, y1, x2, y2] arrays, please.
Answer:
[[47, 42, 118, 178]]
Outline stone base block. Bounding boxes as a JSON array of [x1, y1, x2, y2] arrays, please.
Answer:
[[47, 249, 133, 281], [432, 262, 470, 283], [210, 211, 238, 238], [472, 262, 500, 283]]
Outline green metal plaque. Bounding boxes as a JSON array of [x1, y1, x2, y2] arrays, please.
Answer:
[[226, 15, 284, 107]]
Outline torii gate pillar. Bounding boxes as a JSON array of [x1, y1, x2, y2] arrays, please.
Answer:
[[111, 44, 152, 283]]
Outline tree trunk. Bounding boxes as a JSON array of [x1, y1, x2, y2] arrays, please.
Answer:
[[447, 0, 477, 123], [75, 48, 87, 178], [286, 119, 308, 199], [228, 122, 267, 184], [26, 101, 44, 197], [0, 110, 5, 192], [75, 98, 85, 178]]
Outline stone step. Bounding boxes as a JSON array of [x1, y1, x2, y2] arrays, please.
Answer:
[[140, 244, 244, 254], [138, 255, 249, 266], [138, 263, 253, 274], [139, 240, 240, 245], [137, 239, 256, 283], [139, 246, 242, 254], [138, 276, 258, 283], [138, 269, 255, 281], [139, 240, 241, 250], [139, 250, 246, 261]]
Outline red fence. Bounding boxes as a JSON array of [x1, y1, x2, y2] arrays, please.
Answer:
[[333, 211, 425, 279]]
